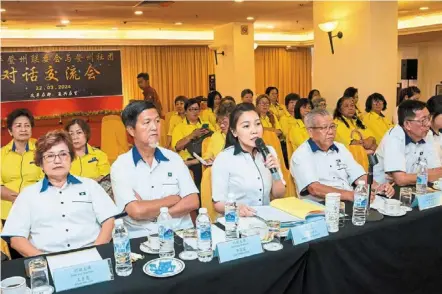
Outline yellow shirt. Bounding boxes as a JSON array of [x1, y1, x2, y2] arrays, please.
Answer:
[[70, 144, 110, 179], [200, 108, 217, 128], [167, 113, 185, 136], [279, 114, 297, 138], [203, 131, 226, 160], [362, 111, 394, 145], [172, 119, 215, 160], [270, 103, 290, 120], [335, 117, 375, 148], [1, 139, 43, 219], [288, 119, 309, 153], [260, 115, 282, 131]]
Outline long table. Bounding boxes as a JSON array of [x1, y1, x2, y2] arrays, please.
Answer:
[[2, 206, 442, 294]]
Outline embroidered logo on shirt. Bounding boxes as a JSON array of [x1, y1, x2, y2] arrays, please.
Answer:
[[420, 152, 423, 156], [168, 172, 172, 177], [336, 159, 347, 170], [88, 157, 98, 163], [79, 192, 86, 196]]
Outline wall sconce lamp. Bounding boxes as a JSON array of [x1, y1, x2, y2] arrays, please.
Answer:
[[318, 21, 343, 54]]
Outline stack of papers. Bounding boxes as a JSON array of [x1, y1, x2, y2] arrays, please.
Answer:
[[250, 206, 303, 227], [270, 197, 325, 221]]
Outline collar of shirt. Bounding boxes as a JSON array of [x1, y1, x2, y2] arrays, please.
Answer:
[[233, 140, 258, 156], [369, 111, 385, 119], [431, 128, 440, 136], [6, 139, 35, 153], [404, 129, 426, 145], [185, 117, 202, 125], [40, 173, 82, 193], [307, 138, 339, 153], [132, 146, 170, 166]]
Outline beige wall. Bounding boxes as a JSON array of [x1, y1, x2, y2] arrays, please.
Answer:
[[397, 41, 442, 101]]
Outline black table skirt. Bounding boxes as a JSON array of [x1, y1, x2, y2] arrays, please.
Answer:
[[2, 206, 442, 294]]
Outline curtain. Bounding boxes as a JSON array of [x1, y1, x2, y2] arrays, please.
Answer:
[[2, 45, 215, 113], [255, 47, 312, 102]]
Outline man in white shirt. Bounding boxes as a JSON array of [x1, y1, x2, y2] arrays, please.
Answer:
[[111, 101, 199, 238], [374, 100, 442, 185], [290, 109, 393, 202]]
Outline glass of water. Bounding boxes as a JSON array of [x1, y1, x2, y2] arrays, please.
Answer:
[[29, 257, 54, 294], [179, 228, 198, 260], [263, 220, 283, 251], [400, 187, 413, 212]]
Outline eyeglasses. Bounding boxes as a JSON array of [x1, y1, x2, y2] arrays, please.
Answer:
[[187, 108, 200, 112], [258, 102, 270, 107], [309, 124, 337, 132], [43, 151, 70, 163], [407, 116, 431, 126]]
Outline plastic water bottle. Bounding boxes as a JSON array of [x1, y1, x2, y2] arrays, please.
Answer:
[[224, 193, 238, 241], [113, 219, 133, 276], [196, 208, 213, 262], [416, 157, 428, 195], [158, 207, 175, 258], [352, 181, 368, 226]]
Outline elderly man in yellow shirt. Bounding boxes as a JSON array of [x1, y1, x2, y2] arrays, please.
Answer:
[[65, 119, 110, 181], [172, 98, 215, 188], [1, 109, 43, 221], [362, 93, 394, 145], [166, 96, 188, 149]]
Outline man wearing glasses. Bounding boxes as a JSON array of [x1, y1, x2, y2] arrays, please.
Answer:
[[374, 100, 442, 185], [290, 109, 394, 202]]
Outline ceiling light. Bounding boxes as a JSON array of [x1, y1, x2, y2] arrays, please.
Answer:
[[175, 22, 183, 25], [134, 10, 143, 15], [0, 8, 5, 12], [266, 25, 275, 29], [286, 45, 292, 49], [112, 27, 118, 30], [247, 17, 254, 21], [419, 7, 429, 11], [61, 19, 70, 25], [234, 0, 244, 2]]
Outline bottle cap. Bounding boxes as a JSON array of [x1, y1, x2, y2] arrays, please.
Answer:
[[115, 219, 123, 225], [199, 208, 207, 214], [160, 207, 168, 213]]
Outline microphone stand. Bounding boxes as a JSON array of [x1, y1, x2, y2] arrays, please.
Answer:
[[366, 154, 384, 222]]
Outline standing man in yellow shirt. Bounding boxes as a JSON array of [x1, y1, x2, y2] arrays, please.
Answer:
[[65, 119, 110, 181], [1, 109, 43, 221]]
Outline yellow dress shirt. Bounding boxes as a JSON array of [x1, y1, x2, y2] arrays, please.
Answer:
[[70, 144, 110, 179], [270, 103, 290, 120], [335, 117, 375, 148], [1, 139, 43, 219], [171, 119, 215, 160], [200, 108, 217, 128], [288, 119, 309, 153], [279, 114, 298, 138], [203, 131, 226, 160], [167, 113, 185, 137], [362, 111, 394, 145]]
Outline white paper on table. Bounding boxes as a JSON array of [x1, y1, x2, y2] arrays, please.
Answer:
[[182, 225, 225, 250], [251, 206, 303, 223], [217, 216, 267, 231], [46, 248, 103, 272]]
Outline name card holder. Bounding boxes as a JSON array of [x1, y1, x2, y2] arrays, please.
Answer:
[[214, 235, 263, 264], [51, 258, 114, 292], [286, 217, 329, 245], [416, 192, 442, 211]]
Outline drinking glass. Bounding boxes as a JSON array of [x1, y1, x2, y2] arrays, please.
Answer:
[[0, 276, 27, 294], [400, 188, 413, 212], [325, 193, 340, 233], [179, 228, 198, 260], [29, 258, 54, 294], [262, 220, 283, 251], [339, 201, 347, 227]]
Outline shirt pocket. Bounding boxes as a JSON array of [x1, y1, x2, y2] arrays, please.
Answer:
[[161, 179, 180, 197]]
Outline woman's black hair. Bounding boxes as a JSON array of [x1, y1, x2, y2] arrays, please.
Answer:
[[184, 98, 201, 111], [398, 86, 421, 104], [207, 91, 222, 110], [307, 89, 320, 101], [427, 95, 442, 123], [365, 92, 387, 113], [284, 93, 301, 108], [333, 96, 366, 129], [6, 108, 35, 131], [265, 86, 278, 96], [294, 98, 312, 120], [225, 103, 258, 149], [343, 87, 358, 98]]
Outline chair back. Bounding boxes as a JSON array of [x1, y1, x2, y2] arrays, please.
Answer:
[[101, 115, 129, 164]]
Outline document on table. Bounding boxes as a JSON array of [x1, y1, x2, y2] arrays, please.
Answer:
[[251, 206, 303, 224], [46, 248, 103, 272]]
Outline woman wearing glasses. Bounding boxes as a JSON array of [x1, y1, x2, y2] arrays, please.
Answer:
[[2, 130, 117, 256], [362, 93, 394, 145], [1, 109, 43, 222], [65, 118, 110, 181], [255, 94, 282, 137]]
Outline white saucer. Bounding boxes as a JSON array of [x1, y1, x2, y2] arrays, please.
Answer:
[[378, 207, 407, 217], [140, 242, 159, 255], [143, 258, 185, 278]]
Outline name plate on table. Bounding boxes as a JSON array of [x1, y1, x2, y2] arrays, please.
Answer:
[[286, 218, 329, 245], [52, 258, 114, 292], [214, 235, 263, 264], [416, 192, 442, 211]]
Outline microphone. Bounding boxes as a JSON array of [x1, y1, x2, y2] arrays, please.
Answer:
[[255, 138, 281, 181]]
